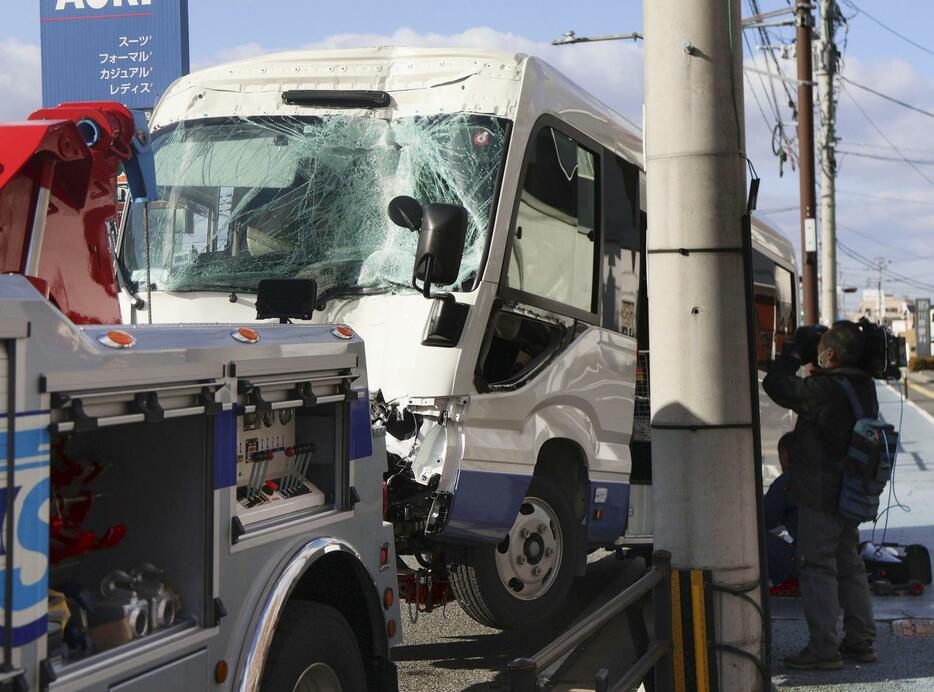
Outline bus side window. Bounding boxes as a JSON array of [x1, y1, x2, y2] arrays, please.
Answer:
[[774, 263, 795, 353], [505, 126, 599, 314], [602, 155, 640, 335], [477, 309, 565, 390], [752, 249, 778, 368]]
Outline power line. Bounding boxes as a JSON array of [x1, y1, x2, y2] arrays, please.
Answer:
[[889, 255, 934, 265], [841, 76, 934, 121], [840, 139, 934, 158], [841, 0, 934, 59], [837, 222, 914, 259], [837, 188, 934, 206], [838, 240, 934, 293], [842, 83, 934, 187], [837, 149, 934, 166]]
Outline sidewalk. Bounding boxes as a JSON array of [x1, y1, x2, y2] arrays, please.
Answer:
[[771, 380, 934, 691]]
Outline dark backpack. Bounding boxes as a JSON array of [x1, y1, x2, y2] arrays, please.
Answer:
[[834, 378, 898, 523]]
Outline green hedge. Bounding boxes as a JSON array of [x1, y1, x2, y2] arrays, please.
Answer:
[[909, 356, 934, 372]]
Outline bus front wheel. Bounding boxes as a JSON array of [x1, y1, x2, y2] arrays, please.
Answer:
[[447, 476, 581, 629]]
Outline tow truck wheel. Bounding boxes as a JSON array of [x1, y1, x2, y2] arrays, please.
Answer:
[[447, 476, 580, 629], [261, 600, 367, 692]]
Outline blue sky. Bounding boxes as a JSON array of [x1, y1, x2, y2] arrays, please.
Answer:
[[3, 0, 933, 305]]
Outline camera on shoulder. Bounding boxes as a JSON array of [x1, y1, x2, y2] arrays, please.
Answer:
[[786, 319, 906, 380]]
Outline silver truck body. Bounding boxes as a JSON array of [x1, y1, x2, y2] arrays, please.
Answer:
[[0, 275, 400, 691]]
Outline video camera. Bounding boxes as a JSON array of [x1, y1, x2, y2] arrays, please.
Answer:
[[783, 318, 907, 380]]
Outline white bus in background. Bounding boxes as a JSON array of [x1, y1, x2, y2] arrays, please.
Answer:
[[116, 47, 797, 629]]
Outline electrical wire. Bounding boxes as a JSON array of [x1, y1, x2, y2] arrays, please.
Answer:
[[841, 76, 934, 121], [841, 0, 934, 59], [842, 83, 934, 188], [841, 139, 934, 158], [743, 0, 792, 164], [837, 241, 934, 293], [837, 188, 934, 206], [747, 0, 799, 137], [837, 149, 934, 166], [871, 383, 910, 550], [837, 222, 916, 260]]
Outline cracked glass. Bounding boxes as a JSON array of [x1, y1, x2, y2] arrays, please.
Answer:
[[121, 113, 508, 298]]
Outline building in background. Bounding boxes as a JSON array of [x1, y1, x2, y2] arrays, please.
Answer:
[[852, 289, 913, 333], [40, 0, 189, 111]]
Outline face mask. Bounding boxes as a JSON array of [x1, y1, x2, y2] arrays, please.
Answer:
[[817, 348, 832, 368]]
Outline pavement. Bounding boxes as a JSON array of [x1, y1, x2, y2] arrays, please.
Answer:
[[394, 552, 644, 691], [905, 371, 934, 418]]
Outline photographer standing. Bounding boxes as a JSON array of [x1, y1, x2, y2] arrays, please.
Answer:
[[763, 321, 877, 670]]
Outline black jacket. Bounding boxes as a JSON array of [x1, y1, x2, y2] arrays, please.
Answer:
[[763, 355, 877, 513]]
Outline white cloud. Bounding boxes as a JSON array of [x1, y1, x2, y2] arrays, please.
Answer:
[[192, 42, 266, 72], [0, 38, 41, 120]]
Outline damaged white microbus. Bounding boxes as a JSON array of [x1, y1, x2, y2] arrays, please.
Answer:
[[116, 47, 797, 629]]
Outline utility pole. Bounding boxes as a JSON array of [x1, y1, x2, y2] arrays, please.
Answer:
[[644, 1, 765, 690], [818, 0, 838, 324], [874, 256, 887, 323], [796, 2, 819, 325]]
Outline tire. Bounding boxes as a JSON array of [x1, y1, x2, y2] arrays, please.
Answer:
[[447, 475, 582, 630], [261, 600, 367, 692]]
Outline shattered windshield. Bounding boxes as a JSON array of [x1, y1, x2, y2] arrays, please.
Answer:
[[121, 113, 508, 295]]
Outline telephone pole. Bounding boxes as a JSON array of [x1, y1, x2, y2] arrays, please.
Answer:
[[818, 0, 838, 324], [644, 0, 765, 689], [796, 2, 819, 325], [874, 257, 888, 323]]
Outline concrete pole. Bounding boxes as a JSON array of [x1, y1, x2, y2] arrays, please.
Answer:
[[644, 1, 764, 690], [875, 257, 885, 323], [797, 3, 820, 325], [818, 0, 838, 324]]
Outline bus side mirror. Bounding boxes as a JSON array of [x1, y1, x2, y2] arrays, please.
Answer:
[[412, 203, 467, 298]]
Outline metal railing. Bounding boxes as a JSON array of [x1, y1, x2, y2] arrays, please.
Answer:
[[507, 550, 673, 692]]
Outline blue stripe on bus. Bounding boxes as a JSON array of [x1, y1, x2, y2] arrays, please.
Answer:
[[586, 480, 631, 543], [442, 469, 530, 542], [442, 471, 632, 545]]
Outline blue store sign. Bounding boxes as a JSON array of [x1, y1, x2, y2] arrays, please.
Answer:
[[40, 0, 189, 110]]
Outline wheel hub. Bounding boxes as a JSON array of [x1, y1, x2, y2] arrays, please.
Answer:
[[292, 662, 342, 692], [494, 496, 563, 601]]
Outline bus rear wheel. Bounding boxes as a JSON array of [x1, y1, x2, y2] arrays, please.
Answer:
[[261, 600, 367, 692], [447, 476, 580, 630]]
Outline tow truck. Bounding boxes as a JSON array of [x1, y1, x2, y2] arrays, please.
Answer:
[[0, 103, 399, 690]]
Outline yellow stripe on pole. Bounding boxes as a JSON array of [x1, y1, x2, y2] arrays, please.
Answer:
[[691, 570, 711, 692], [670, 570, 686, 692]]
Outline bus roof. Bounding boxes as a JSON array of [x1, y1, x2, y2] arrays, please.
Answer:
[[751, 214, 796, 271], [150, 46, 644, 160]]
